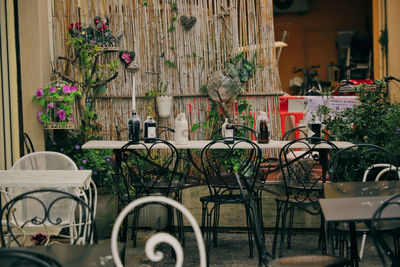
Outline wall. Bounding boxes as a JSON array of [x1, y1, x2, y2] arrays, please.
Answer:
[[274, 0, 371, 93], [387, 0, 400, 102], [17, 0, 50, 152]]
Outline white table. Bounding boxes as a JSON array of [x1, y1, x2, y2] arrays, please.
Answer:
[[82, 140, 353, 150], [0, 170, 92, 189]]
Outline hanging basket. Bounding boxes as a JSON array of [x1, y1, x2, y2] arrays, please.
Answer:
[[33, 80, 80, 130]]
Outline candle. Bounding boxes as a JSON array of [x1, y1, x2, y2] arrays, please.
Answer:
[[132, 76, 136, 111]]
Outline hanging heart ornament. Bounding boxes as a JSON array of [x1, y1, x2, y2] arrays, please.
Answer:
[[180, 15, 197, 31], [119, 51, 135, 67]]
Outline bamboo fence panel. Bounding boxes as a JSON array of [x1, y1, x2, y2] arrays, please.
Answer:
[[50, 0, 282, 145]]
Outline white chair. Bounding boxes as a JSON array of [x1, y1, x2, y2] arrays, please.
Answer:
[[6, 151, 97, 245], [357, 163, 399, 260], [111, 196, 206, 267]]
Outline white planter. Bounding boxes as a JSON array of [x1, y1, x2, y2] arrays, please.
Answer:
[[156, 96, 173, 118]]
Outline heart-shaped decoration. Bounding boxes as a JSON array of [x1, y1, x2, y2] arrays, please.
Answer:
[[119, 51, 135, 67], [180, 15, 197, 31]]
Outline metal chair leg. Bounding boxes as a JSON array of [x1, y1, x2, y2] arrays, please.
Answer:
[[272, 200, 283, 257]]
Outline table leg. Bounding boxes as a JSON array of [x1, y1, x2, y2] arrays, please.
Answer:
[[112, 149, 122, 218], [349, 222, 359, 267]]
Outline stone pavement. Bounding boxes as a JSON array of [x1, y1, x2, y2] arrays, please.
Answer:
[[102, 229, 383, 266]]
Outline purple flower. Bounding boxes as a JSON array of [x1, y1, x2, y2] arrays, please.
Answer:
[[71, 86, 78, 92], [49, 87, 57, 93], [36, 110, 44, 122], [82, 159, 87, 164], [75, 145, 81, 150], [62, 85, 71, 94], [105, 157, 111, 163], [47, 102, 55, 109], [60, 148, 64, 152], [35, 88, 44, 98], [90, 40, 96, 44], [58, 109, 67, 121], [79, 166, 85, 170], [93, 170, 98, 175]]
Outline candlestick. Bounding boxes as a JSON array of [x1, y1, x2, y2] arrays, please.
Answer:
[[132, 76, 136, 111]]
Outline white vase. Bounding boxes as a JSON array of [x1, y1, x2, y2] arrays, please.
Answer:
[[156, 96, 173, 118]]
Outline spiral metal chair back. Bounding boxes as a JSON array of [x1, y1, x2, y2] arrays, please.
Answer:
[[279, 137, 338, 207], [0, 189, 94, 247], [111, 196, 206, 267]]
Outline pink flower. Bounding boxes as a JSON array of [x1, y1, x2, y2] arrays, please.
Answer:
[[49, 87, 57, 93], [36, 110, 44, 122], [35, 88, 44, 98], [62, 85, 71, 94], [58, 109, 67, 121], [47, 102, 55, 109], [70, 86, 78, 92], [125, 58, 131, 64], [68, 23, 74, 31]]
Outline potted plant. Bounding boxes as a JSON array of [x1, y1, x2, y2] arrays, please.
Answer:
[[32, 81, 82, 129], [146, 81, 173, 118]]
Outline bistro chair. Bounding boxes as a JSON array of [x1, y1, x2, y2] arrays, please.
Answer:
[[118, 139, 183, 247], [9, 151, 97, 245], [369, 192, 400, 267], [200, 137, 268, 265], [0, 189, 95, 247], [0, 248, 62, 267], [111, 195, 206, 267], [23, 132, 35, 155], [273, 137, 338, 257], [328, 144, 399, 260]]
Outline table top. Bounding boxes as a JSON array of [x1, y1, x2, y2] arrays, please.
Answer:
[[319, 196, 400, 223], [0, 170, 92, 188], [82, 140, 354, 150], [324, 180, 400, 199]]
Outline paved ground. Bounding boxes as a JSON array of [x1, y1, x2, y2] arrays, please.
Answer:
[[102, 229, 383, 266]]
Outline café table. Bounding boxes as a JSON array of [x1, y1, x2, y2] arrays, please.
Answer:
[[82, 140, 353, 216], [319, 180, 400, 267]]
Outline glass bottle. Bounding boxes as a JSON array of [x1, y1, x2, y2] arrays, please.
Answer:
[[308, 117, 321, 144], [128, 111, 140, 144], [144, 116, 157, 143], [257, 114, 269, 143], [224, 120, 235, 144]]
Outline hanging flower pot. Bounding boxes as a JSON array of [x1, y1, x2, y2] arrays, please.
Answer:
[[94, 85, 107, 96], [156, 96, 173, 118], [32, 81, 81, 129]]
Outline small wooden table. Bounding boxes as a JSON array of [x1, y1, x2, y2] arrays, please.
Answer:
[[320, 181, 400, 267]]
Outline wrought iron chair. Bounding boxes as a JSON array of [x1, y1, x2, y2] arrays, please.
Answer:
[[23, 133, 35, 155], [273, 137, 338, 257], [328, 144, 399, 260], [369, 192, 400, 267], [118, 139, 183, 247], [0, 248, 62, 267], [9, 151, 97, 245], [0, 189, 94, 247], [111, 195, 206, 267], [199, 137, 268, 265]]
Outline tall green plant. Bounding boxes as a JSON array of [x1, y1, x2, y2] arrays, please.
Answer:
[[317, 80, 400, 160]]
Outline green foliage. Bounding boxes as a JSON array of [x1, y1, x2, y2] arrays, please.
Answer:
[[317, 80, 400, 161], [45, 132, 115, 190], [164, 59, 177, 68], [227, 52, 256, 84]]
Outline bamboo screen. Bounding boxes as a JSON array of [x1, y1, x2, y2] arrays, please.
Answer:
[[51, 0, 282, 141]]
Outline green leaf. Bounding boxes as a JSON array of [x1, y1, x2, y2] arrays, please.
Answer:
[[237, 103, 248, 114], [191, 124, 199, 132]]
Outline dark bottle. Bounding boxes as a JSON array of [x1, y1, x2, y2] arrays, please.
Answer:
[[257, 119, 269, 143], [128, 111, 140, 144], [224, 121, 235, 144], [144, 116, 157, 143]]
